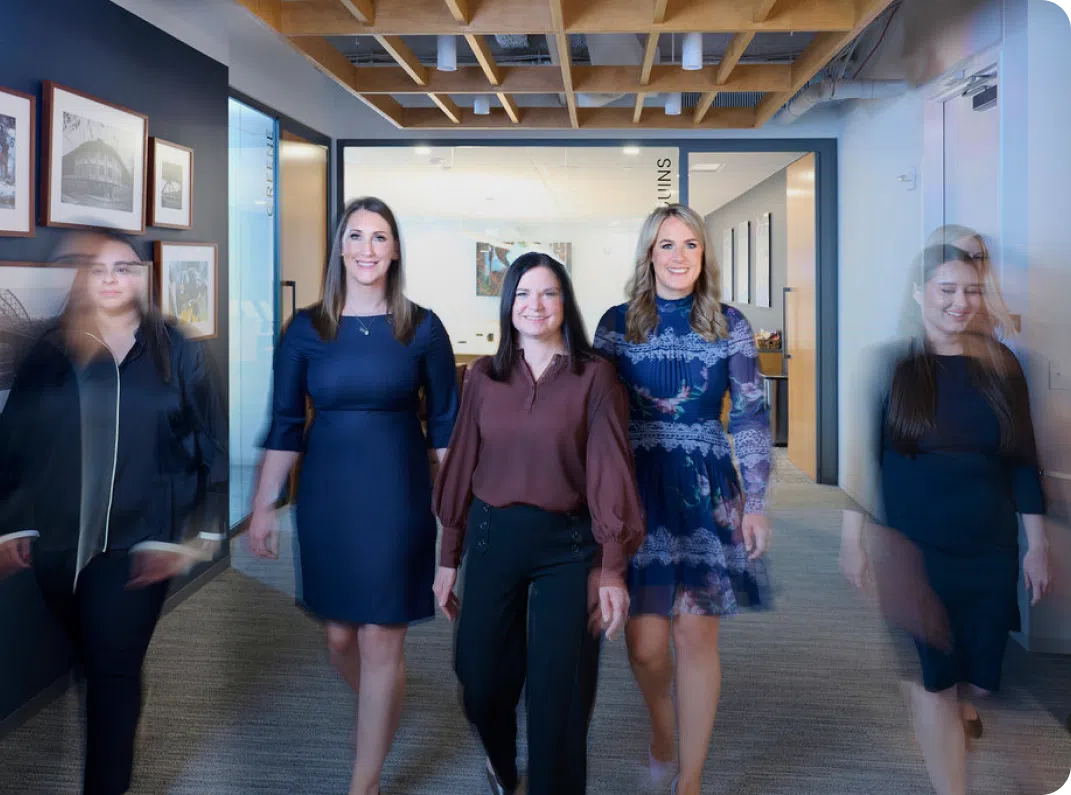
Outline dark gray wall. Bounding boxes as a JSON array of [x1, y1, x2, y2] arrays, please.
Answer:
[[0, 0, 230, 726], [705, 170, 788, 334]]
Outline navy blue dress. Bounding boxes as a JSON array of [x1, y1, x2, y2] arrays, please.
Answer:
[[263, 307, 459, 625], [595, 298, 773, 616]]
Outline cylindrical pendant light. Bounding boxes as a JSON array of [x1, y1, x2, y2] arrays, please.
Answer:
[[473, 96, 491, 115], [682, 32, 703, 71], [665, 92, 682, 116], [437, 35, 457, 71]]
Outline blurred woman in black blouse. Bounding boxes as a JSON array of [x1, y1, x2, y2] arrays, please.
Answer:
[[840, 243, 1051, 795], [0, 230, 226, 795]]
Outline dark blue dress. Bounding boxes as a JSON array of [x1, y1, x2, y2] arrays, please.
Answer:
[[263, 307, 459, 625], [595, 297, 772, 616]]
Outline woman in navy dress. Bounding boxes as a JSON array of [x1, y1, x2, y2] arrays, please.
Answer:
[[840, 243, 1051, 795], [249, 197, 459, 795], [594, 204, 772, 795]]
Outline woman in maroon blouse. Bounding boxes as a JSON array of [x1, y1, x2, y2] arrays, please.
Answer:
[[433, 252, 645, 795]]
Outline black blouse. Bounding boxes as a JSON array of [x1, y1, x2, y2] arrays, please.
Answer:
[[0, 322, 227, 553]]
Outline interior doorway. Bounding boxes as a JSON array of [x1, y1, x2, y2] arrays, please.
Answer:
[[686, 149, 821, 481]]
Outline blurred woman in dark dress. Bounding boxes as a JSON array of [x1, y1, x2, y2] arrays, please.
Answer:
[[840, 243, 1051, 795], [249, 197, 459, 795], [0, 230, 226, 795]]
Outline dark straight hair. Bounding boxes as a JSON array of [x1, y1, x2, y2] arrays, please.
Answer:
[[52, 229, 173, 383], [312, 196, 422, 344], [489, 252, 594, 381], [886, 244, 1027, 457]]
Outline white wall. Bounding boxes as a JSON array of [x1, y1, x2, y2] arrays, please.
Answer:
[[401, 219, 640, 355], [837, 0, 1071, 652]]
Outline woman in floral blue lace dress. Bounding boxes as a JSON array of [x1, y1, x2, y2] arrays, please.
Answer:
[[594, 204, 773, 795]]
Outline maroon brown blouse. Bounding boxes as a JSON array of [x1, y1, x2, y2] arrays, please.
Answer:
[[432, 352, 645, 583]]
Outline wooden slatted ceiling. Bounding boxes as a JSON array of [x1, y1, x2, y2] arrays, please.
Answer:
[[235, 0, 896, 130]]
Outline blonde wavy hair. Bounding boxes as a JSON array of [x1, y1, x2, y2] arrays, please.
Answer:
[[625, 203, 727, 343], [923, 224, 1016, 339]]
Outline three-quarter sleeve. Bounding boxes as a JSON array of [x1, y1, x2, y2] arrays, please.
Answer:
[[262, 313, 310, 452], [421, 311, 460, 449], [725, 311, 772, 515], [179, 337, 229, 541], [1004, 349, 1046, 515], [586, 367, 645, 584], [842, 344, 895, 523], [432, 362, 484, 568]]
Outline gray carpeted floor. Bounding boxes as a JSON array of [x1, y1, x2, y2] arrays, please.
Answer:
[[2, 453, 1069, 794]]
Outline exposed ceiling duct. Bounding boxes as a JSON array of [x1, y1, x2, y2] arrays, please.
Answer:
[[779, 78, 908, 122], [546, 33, 646, 108], [494, 34, 530, 49]]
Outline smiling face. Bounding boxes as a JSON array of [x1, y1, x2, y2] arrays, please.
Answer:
[[651, 215, 703, 300], [341, 208, 398, 292], [511, 265, 564, 344], [915, 258, 985, 343]]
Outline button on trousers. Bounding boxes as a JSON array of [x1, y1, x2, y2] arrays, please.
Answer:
[[454, 499, 601, 795]]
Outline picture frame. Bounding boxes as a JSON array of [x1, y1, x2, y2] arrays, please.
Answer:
[[40, 81, 148, 234], [148, 137, 193, 229], [755, 211, 772, 308], [721, 227, 734, 302], [734, 220, 751, 304], [154, 241, 217, 339], [0, 261, 78, 410], [0, 87, 36, 237]]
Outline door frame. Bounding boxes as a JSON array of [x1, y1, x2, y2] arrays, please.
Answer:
[[335, 137, 840, 485]]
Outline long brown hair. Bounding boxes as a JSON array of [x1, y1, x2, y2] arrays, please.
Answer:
[[624, 203, 727, 343], [312, 196, 421, 344], [51, 230, 172, 383], [886, 244, 1028, 457]]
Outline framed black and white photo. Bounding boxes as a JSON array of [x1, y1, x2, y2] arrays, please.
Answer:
[[734, 221, 750, 304], [0, 261, 77, 410], [755, 212, 772, 308], [721, 228, 734, 301], [148, 137, 193, 229], [154, 241, 217, 339], [0, 87, 36, 237], [41, 81, 148, 234]]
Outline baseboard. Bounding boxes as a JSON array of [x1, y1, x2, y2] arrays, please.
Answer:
[[0, 554, 231, 740]]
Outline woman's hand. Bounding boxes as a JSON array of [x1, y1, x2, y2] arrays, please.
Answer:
[[598, 577, 630, 641], [839, 534, 869, 591], [1023, 542, 1052, 606], [247, 507, 280, 560], [433, 566, 460, 621], [741, 513, 771, 560], [0, 537, 33, 580]]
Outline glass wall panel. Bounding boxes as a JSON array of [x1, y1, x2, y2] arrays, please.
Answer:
[[228, 99, 277, 527], [342, 145, 679, 352]]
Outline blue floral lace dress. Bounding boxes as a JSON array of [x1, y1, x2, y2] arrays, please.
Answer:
[[594, 297, 773, 616]]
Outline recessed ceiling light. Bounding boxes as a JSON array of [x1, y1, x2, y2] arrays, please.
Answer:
[[623, 146, 641, 156], [414, 145, 431, 156], [690, 162, 725, 173]]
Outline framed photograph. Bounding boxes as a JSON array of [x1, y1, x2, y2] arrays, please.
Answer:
[[0, 87, 36, 237], [755, 212, 772, 308], [148, 137, 193, 229], [734, 221, 751, 304], [0, 261, 78, 410], [40, 81, 148, 233], [720, 228, 734, 302], [154, 241, 217, 339], [475, 240, 571, 297]]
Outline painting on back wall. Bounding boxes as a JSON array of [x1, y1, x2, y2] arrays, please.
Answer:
[[475, 241, 572, 297], [0, 87, 36, 237]]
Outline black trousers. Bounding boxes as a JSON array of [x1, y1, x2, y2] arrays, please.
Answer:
[[455, 499, 602, 795], [33, 550, 168, 795]]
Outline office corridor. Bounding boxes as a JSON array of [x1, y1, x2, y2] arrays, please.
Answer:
[[1, 456, 1068, 794]]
